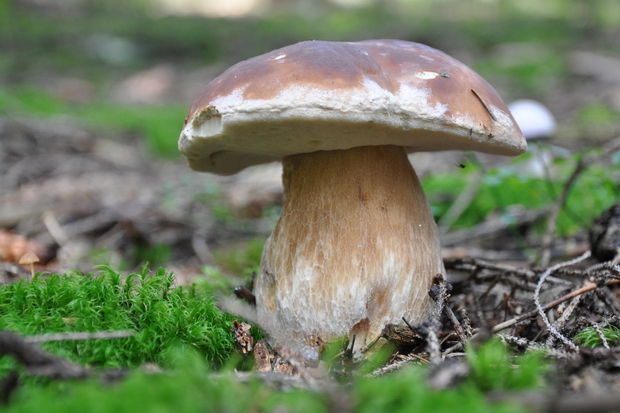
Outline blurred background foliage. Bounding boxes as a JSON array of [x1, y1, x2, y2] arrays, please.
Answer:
[[0, 0, 619, 267], [2, 0, 619, 128]]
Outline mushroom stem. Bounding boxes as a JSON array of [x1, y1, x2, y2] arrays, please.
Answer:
[[256, 145, 445, 359]]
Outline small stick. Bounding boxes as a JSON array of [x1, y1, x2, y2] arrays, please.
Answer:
[[438, 170, 483, 235], [428, 274, 470, 342], [442, 341, 464, 356], [233, 285, 256, 305], [368, 354, 426, 377], [346, 334, 357, 359], [546, 291, 583, 347], [402, 317, 415, 331], [546, 282, 584, 347], [501, 334, 535, 349], [403, 317, 442, 365], [589, 320, 610, 350], [492, 276, 619, 333], [444, 257, 573, 286], [444, 306, 468, 342], [0, 331, 90, 380], [539, 137, 620, 266], [459, 308, 474, 337], [24, 331, 135, 343], [425, 325, 442, 365], [470, 89, 497, 121], [428, 274, 448, 321], [534, 252, 591, 351], [539, 158, 587, 266]]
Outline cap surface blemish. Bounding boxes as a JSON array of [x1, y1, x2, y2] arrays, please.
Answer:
[[415, 71, 440, 80]]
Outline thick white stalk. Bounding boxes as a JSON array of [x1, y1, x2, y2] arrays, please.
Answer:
[[256, 145, 444, 359]]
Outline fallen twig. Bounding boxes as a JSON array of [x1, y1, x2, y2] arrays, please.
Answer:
[[24, 330, 135, 343], [492, 264, 620, 334], [367, 355, 421, 377], [441, 209, 548, 247], [539, 137, 620, 266], [588, 320, 610, 350], [546, 290, 582, 347], [405, 320, 442, 365], [438, 170, 483, 236], [445, 257, 573, 286], [429, 275, 469, 343], [0, 331, 90, 380], [539, 159, 587, 267], [534, 252, 592, 351]]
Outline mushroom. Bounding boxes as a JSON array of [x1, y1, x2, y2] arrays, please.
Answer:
[[508, 99, 556, 140], [508, 99, 559, 177], [19, 251, 40, 279], [179, 40, 526, 359]]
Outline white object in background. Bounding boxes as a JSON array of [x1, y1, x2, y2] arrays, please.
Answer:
[[508, 99, 557, 140], [509, 99, 563, 178]]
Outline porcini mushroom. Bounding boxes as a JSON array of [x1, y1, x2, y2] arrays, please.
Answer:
[[179, 40, 526, 359]]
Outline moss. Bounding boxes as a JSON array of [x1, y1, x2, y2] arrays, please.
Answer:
[[0, 266, 240, 369]]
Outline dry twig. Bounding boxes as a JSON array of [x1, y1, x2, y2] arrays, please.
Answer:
[[24, 330, 135, 343], [534, 251, 592, 351], [539, 137, 620, 266], [0, 331, 90, 380], [539, 159, 587, 267]]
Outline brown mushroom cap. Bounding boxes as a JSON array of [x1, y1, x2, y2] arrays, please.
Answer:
[[18, 251, 40, 265], [179, 39, 526, 175]]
